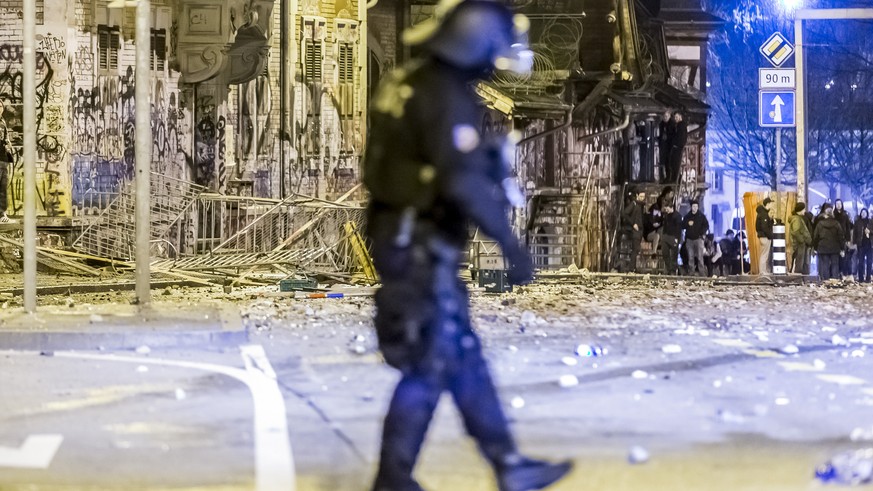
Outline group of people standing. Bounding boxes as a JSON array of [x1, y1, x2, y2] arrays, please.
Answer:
[[786, 198, 873, 282], [621, 187, 738, 276], [658, 110, 688, 185], [622, 190, 872, 282]]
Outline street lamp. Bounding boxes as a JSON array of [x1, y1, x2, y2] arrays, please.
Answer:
[[781, 0, 803, 11]]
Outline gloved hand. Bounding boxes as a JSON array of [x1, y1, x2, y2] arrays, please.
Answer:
[[505, 243, 535, 285]]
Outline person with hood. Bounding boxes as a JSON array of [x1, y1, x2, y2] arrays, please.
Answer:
[[682, 200, 709, 276], [789, 202, 812, 275], [620, 190, 645, 273], [814, 203, 845, 281], [363, 1, 571, 489], [661, 201, 682, 275], [755, 197, 775, 274], [719, 230, 740, 275], [854, 208, 873, 282]]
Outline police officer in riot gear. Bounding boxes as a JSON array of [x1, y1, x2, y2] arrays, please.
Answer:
[[364, 1, 572, 490]]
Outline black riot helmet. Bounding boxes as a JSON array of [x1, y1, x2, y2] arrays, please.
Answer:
[[403, 0, 533, 74]]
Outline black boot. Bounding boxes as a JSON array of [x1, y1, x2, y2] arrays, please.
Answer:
[[496, 455, 572, 491]]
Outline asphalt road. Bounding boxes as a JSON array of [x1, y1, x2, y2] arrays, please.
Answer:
[[2, 278, 872, 490]]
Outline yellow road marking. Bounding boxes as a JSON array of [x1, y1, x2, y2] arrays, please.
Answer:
[[816, 374, 867, 386], [778, 362, 824, 372], [712, 339, 753, 348]]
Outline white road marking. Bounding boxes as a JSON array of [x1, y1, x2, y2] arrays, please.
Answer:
[[0, 434, 63, 469], [45, 346, 296, 491]]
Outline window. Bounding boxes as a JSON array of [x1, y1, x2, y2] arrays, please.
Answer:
[[712, 170, 724, 194], [151, 28, 166, 72], [338, 42, 355, 118], [338, 42, 354, 85], [302, 17, 326, 85], [711, 204, 723, 235], [304, 39, 323, 83], [98, 25, 120, 70]]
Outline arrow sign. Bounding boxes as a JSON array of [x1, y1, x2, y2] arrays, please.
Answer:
[[770, 95, 785, 123], [0, 434, 63, 469], [759, 91, 796, 127]]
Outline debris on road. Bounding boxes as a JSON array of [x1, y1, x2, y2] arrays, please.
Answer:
[[627, 446, 650, 464], [661, 344, 682, 354], [561, 356, 578, 366], [816, 449, 873, 485], [558, 375, 579, 388], [576, 344, 605, 357]]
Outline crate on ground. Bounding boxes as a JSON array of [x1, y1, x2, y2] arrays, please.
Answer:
[[478, 254, 506, 270], [478, 269, 512, 293], [472, 230, 504, 270], [279, 277, 318, 292]]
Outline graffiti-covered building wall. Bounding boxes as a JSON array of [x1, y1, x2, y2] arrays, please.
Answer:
[[0, 0, 368, 220], [0, 1, 71, 217]]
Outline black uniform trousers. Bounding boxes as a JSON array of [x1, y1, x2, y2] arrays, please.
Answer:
[[372, 237, 515, 491]]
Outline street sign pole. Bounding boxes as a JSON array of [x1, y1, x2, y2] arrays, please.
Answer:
[[135, 0, 151, 306], [775, 129, 782, 212], [795, 18, 807, 204], [22, 0, 36, 313]]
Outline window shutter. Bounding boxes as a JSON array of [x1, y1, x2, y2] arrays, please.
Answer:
[[305, 39, 322, 83]]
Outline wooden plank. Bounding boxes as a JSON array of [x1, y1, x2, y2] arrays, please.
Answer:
[[0, 236, 101, 276]]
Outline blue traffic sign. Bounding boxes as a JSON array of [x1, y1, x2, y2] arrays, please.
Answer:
[[759, 91, 796, 127]]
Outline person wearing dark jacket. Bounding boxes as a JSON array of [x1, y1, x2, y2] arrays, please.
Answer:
[[719, 230, 739, 275], [854, 208, 873, 282], [661, 202, 682, 275], [658, 111, 675, 183], [363, 2, 571, 489], [644, 200, 664, 254], [620, 190, 645, 273], [805, 209, 816, 240], [814, 203, 845, 281], [666, 112, 687, 184], [755, 197, 775, 274], [683, 200, 709, 276], [789, 202, 812, 275], [834, 199, 854, 277]]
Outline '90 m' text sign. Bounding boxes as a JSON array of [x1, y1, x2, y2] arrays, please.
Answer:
[[759, 68, 796, 89]]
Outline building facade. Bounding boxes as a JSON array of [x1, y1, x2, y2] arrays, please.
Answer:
[[0, 0, 368, 223]]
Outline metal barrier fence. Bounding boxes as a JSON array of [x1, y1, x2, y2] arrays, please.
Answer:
[[151, 193, 369, 279], [73, 173, 206, 260], [72, 172, 371, 279]]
